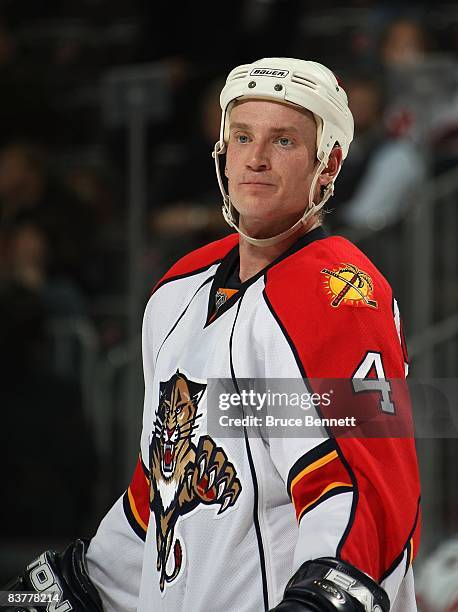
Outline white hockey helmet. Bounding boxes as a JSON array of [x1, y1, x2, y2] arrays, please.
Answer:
[[213, 57, 355, 246]]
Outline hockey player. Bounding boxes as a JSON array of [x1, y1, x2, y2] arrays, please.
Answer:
[[6, 58, 420, 611]]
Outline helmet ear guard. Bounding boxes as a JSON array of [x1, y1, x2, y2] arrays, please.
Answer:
[[214, 57, 354, 247]]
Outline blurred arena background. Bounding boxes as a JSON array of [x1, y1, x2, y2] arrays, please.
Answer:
[[0, 1, 457, 609]]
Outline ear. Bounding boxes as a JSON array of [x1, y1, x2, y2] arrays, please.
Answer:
[[317, 146, 343, 188]]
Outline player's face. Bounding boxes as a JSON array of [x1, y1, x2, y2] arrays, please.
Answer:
[[225, 99, 317, 238]]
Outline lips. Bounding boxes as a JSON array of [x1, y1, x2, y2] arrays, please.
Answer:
[[240, 181, 275, 186], [240, 181, 276, 190]]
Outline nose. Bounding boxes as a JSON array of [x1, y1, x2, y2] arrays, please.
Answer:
[[246, 141, 271, 172], [166, 427, 175, 440]]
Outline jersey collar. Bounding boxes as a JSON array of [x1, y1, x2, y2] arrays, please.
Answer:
[[205, 226, 327, 326]]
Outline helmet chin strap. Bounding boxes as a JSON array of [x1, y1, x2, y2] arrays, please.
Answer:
[[213, 141, 334, 248]]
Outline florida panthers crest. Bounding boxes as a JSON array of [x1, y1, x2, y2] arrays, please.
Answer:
[[149, 370, 242, 592]]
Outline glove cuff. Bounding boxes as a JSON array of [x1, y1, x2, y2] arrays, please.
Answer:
[[280, 557, 390, 612]]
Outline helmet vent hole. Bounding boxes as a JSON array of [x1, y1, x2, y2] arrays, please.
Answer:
[[248, 81, 256, 89], [274, 84, 283, 91]]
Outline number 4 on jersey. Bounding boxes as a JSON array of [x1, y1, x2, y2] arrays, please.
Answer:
[[352, 351, 395, 414]]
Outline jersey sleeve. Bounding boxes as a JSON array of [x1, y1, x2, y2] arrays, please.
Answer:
[[264, 237, 421, 606], [85, 296, 156, 612]]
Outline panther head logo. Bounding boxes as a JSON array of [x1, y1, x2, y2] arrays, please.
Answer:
[[149, 370, 242, 592]]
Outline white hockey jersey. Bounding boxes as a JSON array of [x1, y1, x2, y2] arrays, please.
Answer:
[[87, 228, 421, 611]]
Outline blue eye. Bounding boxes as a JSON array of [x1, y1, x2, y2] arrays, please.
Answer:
[[278, 137, 292, 146], [236, 134, 249, 144]]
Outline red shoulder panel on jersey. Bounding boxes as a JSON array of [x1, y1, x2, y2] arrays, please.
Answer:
[[123, 455, 151, 541], [264, 235, 421, 582], [287, 439, 353, 523], [152, 233, 238, 294]]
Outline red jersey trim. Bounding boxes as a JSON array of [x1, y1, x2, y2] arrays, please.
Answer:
[[122, 455, 151, 541], [287, 440, 354, 523], [151, 234, 238, 295], [297, 484, 354, 523]]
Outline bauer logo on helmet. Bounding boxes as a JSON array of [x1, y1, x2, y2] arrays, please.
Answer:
[[249, 68, 289, 78]]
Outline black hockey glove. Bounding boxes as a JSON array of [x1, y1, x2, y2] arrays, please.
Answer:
[[3, 539, 103, 612], [269, 557, 390, 612]]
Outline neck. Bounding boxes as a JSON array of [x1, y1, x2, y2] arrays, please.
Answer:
[[238, 218, 320, 283]]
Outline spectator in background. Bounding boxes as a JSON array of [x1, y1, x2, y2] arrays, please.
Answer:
[[0, 186, 97, 544], [0, 274, 97, 541], [379, 16, 458, 175], [379, 16, 435, 147], [63, 161, 124, 298], [0, 220, 86, 318], [0, 154, 99, 546], [380, 17, 431, 68], [415, 536, 458, 612], [329, 75, 427, 231], [0, 141, 100, 297]]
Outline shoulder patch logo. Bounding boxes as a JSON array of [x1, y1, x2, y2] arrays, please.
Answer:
[[321, 263, 378, 309]]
